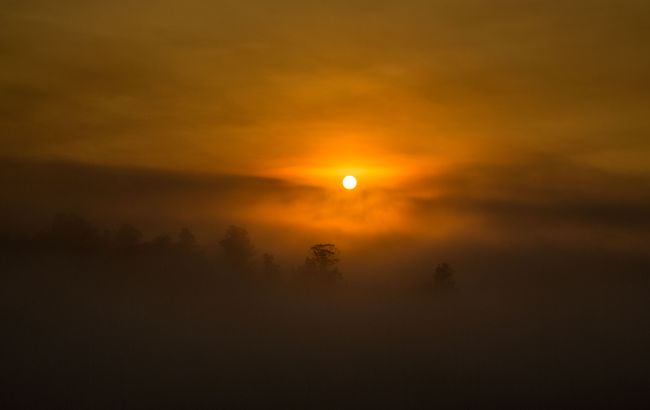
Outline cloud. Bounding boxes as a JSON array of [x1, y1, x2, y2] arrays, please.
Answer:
[[0, 157, 317, 236], [2, 155, 649, 250], [1, 0, 649, 174], [406, 154, 650, 251]]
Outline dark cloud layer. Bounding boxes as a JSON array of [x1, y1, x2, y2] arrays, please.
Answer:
[[413, 155, 650, 233], [0, 157, 313, 236]]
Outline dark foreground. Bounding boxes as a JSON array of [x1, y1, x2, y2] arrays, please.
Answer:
[[2, 272, 649, 409]]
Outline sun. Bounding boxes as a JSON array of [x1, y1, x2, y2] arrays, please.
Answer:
[[342, 175, 357, 190]]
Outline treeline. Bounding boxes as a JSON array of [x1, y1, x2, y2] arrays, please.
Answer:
[[0, 214, 345, 296], [1, 213, 458, 303]]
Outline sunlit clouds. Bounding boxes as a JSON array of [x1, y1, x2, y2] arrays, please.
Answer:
[[2, 0, 649, 178], [1, 0, 650, 259]]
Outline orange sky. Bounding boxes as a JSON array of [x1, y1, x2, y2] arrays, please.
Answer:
[[1, 0, 650, 257], [2, 0, 649, 177]]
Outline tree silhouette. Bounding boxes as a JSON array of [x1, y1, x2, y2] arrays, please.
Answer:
[[151, 234, 173, 252], [177, 227, 197, 253], [433, 262, 456, 292], [219, 225, 255, 271], [115, 224, 142, 254], [262, 253, 280, 277], [303, 243, 341, 283], [48, 213, 101, 252]]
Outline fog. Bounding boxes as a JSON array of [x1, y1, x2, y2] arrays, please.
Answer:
[[2, 157, 649, 408]]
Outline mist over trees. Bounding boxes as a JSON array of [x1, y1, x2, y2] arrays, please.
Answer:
[[1, 214, 346, 296], [0, 213, 466, 301], [301, 243, 341, 284], [2, 213, 649, 409], [433, 263, 456, 293], [219, 225, 255, 272]]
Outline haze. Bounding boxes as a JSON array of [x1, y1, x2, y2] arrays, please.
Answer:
[[1, 1, 649, 408]]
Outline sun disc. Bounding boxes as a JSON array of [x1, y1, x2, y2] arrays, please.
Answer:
[[342, 175, 357, 190]]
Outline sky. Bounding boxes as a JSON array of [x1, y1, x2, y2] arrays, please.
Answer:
[[2, 0, 650, 272]]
